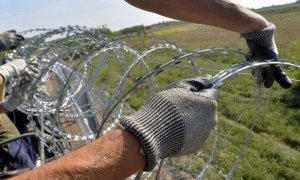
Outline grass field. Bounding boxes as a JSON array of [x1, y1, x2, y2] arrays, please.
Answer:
[[116, 4, 300, 179], [0, 2, 299, 180]]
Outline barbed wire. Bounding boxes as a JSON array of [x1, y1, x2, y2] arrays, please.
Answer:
[[3, 26, 299, 179]]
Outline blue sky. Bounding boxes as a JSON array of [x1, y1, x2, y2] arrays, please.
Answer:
[[0, 0, 297, 32]]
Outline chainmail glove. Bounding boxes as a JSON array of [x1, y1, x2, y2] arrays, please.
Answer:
[[1, 63, 39, 112], [241, 23, 292, 89], [0, 30, 25, 51], [118, 75, 217, 171]]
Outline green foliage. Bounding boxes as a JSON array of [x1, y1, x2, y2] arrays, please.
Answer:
[[114, 25, 146, 35], [294, 71, 300, 91], [107, 5, 300, 179], [99, 25, 113, 35], [255, 2, 300, 14], [146, 21, 182, 29], [280, 72, 300, 109], [279, 41, 300, 108], [0, 2, 297, 178]]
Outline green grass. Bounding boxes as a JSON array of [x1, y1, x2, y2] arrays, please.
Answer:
[[0, 2, 299, 179], [96, 31, 299, 178], [111, 5, 300, 179], [255, 2, 300, 14]]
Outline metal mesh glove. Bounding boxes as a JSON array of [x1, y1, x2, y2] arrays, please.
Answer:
[[0, 59, 28, 82], [1, 64, 39, 112], [0, 30, 25, 51], [118, 76, 217, 171], [241, 23, 292, 89]]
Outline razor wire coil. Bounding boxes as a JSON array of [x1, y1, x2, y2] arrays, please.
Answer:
[[2, 26, 299, 179]]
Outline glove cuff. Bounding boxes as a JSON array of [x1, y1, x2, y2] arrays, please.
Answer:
[[119, 92, 185, 171], [241, 23, 277, 54], [1, 97, 17, 112], [0, 59, 27, 82]]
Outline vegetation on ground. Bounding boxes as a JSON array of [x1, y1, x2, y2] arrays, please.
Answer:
[[0, 2, 299, 179], [104, 3, 300, 179]]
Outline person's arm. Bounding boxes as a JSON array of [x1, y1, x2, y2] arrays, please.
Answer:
[[126, 0, 293, 89], [125, 0, 269, 33], [11, 129, 147, 180], [12, 76, 217, 179]]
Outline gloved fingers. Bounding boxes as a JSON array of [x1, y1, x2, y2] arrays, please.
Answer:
[[27, 64, 40, 80], [247, 42, 278, 63], [9, 45, 17, 50], [27, 57, 42, 67], [252, 67, 274, 88], [164, 75, 214, 91], [187, 75, 214, 91], [6, 30, 17, 33], [7, 37, 21, 50], [27, 66, 39, 74], [262, 67, 275, 88], [29, 60, 39, 67], [14, 40, 21, 47], [17, 77, 33, 92], [16, 36, 24, 43], [270, 65, 293, 89], [195, 88, 218, 101], [12, 35, 24, 48], [23, 65, 40, 79], [16, 34, 25, 41], [10, 77, 29, 96]]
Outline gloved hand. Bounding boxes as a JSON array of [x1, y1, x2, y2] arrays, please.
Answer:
[[0, 30, 25, 51], [0, 59, 28, 82], [1, 63, 39, 112], [118, 75, 217, 171], [241, 23, 292, 89]]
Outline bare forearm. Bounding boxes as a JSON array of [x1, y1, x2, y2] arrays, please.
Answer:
[[125, 0, 269, 33], [12, 129, 147, 180]]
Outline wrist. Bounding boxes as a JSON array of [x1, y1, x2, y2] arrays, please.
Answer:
[[241, 22, 275, 39], [1, 100, 15, 112], [118, 91, 186, 171], [244, 13, 269, 33], [241, 22, 278, 54], [95, 129, 147, 178], [1, 95, 21, 112], [0, 74, 5, 84]]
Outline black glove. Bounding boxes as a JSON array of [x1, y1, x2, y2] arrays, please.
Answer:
[[164, 75, 218, 100], [119, 75, 217, 171], [0, 30, 25, 51], [241, 23, 292, 89]]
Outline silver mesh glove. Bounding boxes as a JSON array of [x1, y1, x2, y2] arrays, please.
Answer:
[[241, 23, 292, 89], [0, 30, 25, 51], [1, 64, 39, 112], [119, 75, 217, 171]]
